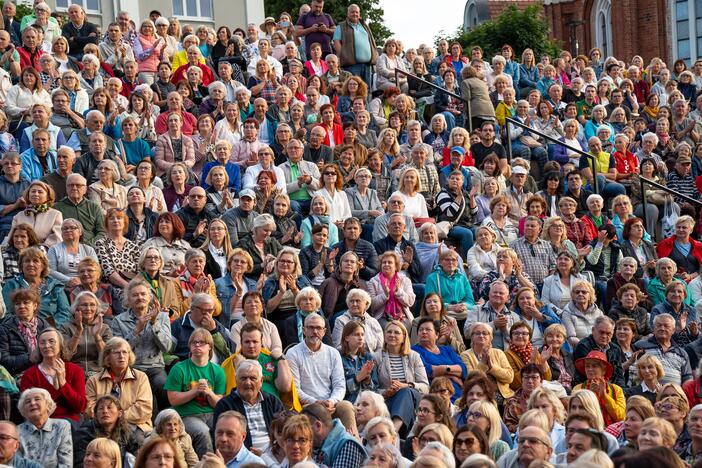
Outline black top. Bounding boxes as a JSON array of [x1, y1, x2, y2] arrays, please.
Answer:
[[470, 141, 507, 167]]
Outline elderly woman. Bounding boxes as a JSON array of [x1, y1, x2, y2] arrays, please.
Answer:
[[424, 249, 475, 325], [300, 194, 339, 248], [637, 416, 678, 452], [625, 354, 665, 405], [199, 81, 227, 121], [410, 292, 465, 354], [648, 257, 693, 308], [331, 288, 384, 354], [345, 167, 384, 239], [88, 160, 128, 214], [650, 282, 698, 346], [559, 196, 593, 252], [477, 248, 534, 302], [609, 283, 652, 338], [133, 19, 167, 84], [175, 249, 221, 319], [19, 327, 86, 421], [561, 280, 604, 347], [541, 250, 590, 310], [8, 181, 62, 249], [230, 291, 282, 355], [541, 216, 579, 258], [125, 186, 158, 245], [137, 247, 181, 319], [154, 112, 196, 178], [204, 166, 236, 215], [368, 251, 416, 327], [414, 222, 465, 284], [86, 337, 153, 439], [280, 287, 331, 349], [73, 394, 139, 468], [573, 351, 626, 425], [542, 324, 575, 393], [0, 290, 46, 377], [657, 215, 702, 282], [94, 209, 140, 293], [481, 195, 518, 247], [17, 387, 73, 468], [144, 409, 198, 467], [47, 219, 97, 288], [238, 213, 283, 280], [132, 160, 166, 214], [373, 320, 429, 436], [465, 226, 499, 284], [59, 291, 112, 377], [394, 167, 428, 220], [78, 54, 104, 97], [411, 317, 467, 402], [2, 224, 41, 282], [141, 210, 189, 273], [459, 322, 515, 405], [164, 328, 225, 457], [70, 258, 123, 322], [504, 322, 552, 391], [214, 249, 258, 326], [2, 247, 70, 327]]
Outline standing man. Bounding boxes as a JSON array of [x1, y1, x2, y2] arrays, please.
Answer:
[[61, 4, 98, 60], [333, 4, 378, 87], [2, 2, 20, 46], [296, 0, 335, 58]]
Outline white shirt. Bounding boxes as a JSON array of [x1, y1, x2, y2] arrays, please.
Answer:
[[286, 339, 346, 405], [242, 163, 287, 193]]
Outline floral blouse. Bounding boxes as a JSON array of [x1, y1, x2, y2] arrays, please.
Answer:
[[18, 418, 73, 468]]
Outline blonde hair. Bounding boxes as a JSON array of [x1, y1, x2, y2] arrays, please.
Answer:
[[86, 438, 122, 468], [469, 401, 502, 445], [640, 417, 677, 448], [528, 387, 566, 424], [570, 389, 605, 430], [383, 321, 410, 355]]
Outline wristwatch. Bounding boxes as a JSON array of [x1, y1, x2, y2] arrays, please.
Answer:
[[446, 366, 451, 374], [275, 355, 286, 362]]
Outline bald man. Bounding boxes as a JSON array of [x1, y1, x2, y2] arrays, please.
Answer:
[[175, 186, 215, 247]]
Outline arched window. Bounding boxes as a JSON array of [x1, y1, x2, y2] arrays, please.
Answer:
[[592, 0, 612, 57], [464, 0, 479, 31]]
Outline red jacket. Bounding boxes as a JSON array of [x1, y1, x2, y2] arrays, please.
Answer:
[[172, 63, 215, 87], [317, 122, 344, 148], [656, 236, 702, 273], [683, 377, 702, 408], [440, 147, 474, 167], [612, 150, 639, 175], [19, 362, 87, 421], [17, 46, 43, 70]]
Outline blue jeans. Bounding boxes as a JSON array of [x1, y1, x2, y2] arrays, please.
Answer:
[[586, 175, 626, 199], [290, 199, 311, 217], [441, 111, 456, 132], [448, 225, 474, 257], [344, 63, 372, 92]]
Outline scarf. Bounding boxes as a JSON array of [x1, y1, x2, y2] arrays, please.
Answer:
[[642, 105, 659, 119], [658, 132, 670, 147], [380, 272, 403, 320], [510, 340, 534, 366], [583, 380, 618, 426], [296, 309, 312, 342], [24, 203, 50, 216], [17, 317, 39, 354], [141, 272, 161, 302], [179, 270, 199, 298]]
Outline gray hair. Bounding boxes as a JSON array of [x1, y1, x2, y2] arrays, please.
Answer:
[[642, 132, 659, 145], [18, 387, 56, 419], [491, 55, 506, 65], [420, 442, 456, 468], [66, 173, 87, 186], [461, 454, 498, 468], [82, 53, 100, 67], [184, 248, 206, 263], [364, 416, 398, 444], [586, 193, 604, 205], [61, 217, 83, 234], [190, 292, 215, 309], [234, 86, 251, 99], [655, 257, 677, 274], [98, 159, 120, 181], [619, 256, 638, 268], [593, 315, 615, 328], [252, 213, 275, 230], [154, 408, 184, 435], [653, 313, 676, 327], [86, 109, 105, 122], [355, 390, 390, 419], [236, 359, 263, 378], [365, 443, 403, 468], [70, 290, 100, 314], [346, 288, 371, 309], [303, 312, 324, 327]]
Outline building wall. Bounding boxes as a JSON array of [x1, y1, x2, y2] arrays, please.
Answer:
[[42, 0, 264, 32], [543, 0, 672, 64]]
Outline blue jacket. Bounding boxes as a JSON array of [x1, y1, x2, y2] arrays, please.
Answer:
[[320, 419, 366, 467], [412, 344, 467, 401], [19, 123, 67, 153], [504, 60, 521, 90], [20, 148, 58, 182], [215, 274, 257, 328], [2, 275, 70, 327], [518, 64, 539, 90], [0, 176, 29, 239], [201, 161, 242, 194], [341, 352, 379, 401], [439, 164, 472, 192], [552, 135, 588, 165]]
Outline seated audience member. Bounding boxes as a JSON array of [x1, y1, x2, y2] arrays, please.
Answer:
[[17, 387, 73, 468]]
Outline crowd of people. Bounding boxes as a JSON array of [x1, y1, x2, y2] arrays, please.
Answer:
[[0, 0, 702, 467]]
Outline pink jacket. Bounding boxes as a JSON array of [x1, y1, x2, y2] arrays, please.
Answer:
[[153, 133, 196, 177]]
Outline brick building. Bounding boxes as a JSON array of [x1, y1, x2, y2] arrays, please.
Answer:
[[464, 0, 696, 66]]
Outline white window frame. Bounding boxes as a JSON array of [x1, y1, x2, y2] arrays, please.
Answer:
[[54, 0, 101, 14], [670, 0, 702, 64], [172, 0, 214, 21], [591, 0, 612, 57]]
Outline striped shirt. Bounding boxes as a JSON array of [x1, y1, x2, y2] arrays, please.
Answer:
[[389, 355, 406, 382], [242, 393, 269, 452]]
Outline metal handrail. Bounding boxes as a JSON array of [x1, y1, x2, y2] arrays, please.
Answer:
[[393, 69, 473, 131], [505, 117, 599, 194], [639, 176, 702, 237]]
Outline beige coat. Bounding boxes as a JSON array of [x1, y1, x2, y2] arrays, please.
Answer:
[[460, 347, 515, 399], [9, 208, 62, 248], [85, 367, 153, 431]]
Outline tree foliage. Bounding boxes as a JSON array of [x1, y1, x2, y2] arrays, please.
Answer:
[[437, 3, 561, 59], [264, 0, 392, 43]]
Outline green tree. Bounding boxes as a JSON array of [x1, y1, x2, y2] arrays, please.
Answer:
[[264, 0, 392, 43], [437, 3, 561, 59]]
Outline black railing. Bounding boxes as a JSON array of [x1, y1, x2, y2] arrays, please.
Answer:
[[505, 117, 599, 194], [393, 69, 473, 131], [639, 176, 702, 237]]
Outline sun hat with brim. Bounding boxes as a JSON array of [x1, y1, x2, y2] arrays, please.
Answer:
[[260, 17, 277, 31], [575, 350, 613, 381]]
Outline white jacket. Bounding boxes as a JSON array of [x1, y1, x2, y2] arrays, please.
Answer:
[[561, 302, 604, 347], [540, 273, 589, 311], [5, 85, 51, 120], [466, 243, 499, 280]]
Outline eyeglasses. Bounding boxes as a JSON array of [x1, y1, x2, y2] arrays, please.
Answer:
[[61, 226, 79, 231], [455, 437, 476, 447], [144, 255, 160, 261], [517, 437, 550, 446], [0, 434, 17, 441], [573, 290, 589, 295], [656, 403, 677, 411], [416, 407, 435, 415], [467, 411, 483, 419], [191, 340, 209, 347], [324, 172, 337, 176]]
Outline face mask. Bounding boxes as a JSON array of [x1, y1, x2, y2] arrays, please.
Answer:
[[280, 21, 290, 27]]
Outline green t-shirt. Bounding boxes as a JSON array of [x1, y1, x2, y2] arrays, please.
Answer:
[[258, 352, 280, 398], [164, 359, 226, 417]]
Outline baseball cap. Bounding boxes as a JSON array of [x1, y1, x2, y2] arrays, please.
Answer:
[[240, 188, 256, 199]]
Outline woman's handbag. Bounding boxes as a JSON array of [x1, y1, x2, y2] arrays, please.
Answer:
[[661, 197, 680, 239], [519, 135, 542, 148]]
